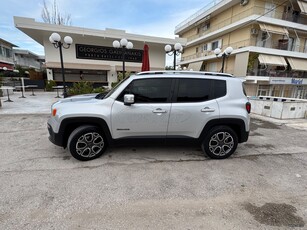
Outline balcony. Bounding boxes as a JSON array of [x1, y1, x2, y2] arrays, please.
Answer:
[[175, 0, 226, 34], [247, 69, 307, 78], [185, 5, 307, 43], [181, 38, 307, 62], [282, 11, 307, 24]]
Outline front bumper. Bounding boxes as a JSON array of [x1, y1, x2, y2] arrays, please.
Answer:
[[47, 123, 64, 147]]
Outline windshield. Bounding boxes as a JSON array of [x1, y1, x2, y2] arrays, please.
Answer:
[[103, 76, 130, 99]]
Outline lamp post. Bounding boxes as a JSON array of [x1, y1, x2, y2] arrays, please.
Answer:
[[49, 32, 73, 98], [165, 43, 183, 70], [113, 38, 133, 78], [214, 46, 233, 73]]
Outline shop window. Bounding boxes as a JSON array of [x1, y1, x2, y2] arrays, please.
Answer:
[[257, 85, 270, 96]]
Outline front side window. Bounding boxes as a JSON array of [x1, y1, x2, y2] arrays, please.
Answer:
[[118, 78, 172, 103]]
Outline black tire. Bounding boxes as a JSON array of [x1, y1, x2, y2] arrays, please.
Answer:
[[201, 126, 238, 159], [67, 125, 107, 161]]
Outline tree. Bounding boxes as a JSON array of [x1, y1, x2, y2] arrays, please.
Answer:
[[41, 0, 72, 25]]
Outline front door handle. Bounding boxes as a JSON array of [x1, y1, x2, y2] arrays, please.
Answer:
[[201, 107, 215, 112], [153, 108, 167, 114]]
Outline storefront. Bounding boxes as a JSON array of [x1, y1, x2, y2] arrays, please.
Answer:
[[14, 17, 186, 87], [269, 77, 307, 99]]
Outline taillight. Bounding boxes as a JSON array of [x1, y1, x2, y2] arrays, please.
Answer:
[[246, 102, 251, 114]]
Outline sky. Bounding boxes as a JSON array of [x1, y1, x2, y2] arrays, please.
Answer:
[[0, 0, 210, 64]]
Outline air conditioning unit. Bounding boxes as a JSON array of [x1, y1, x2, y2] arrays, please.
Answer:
[[240, 0, 249, 6], [251, 28, 258, 35]]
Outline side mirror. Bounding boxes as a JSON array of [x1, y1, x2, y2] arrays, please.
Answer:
[[124, 94, 134, 105]]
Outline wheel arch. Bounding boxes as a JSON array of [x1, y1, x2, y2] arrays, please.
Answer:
[[59, 117, 113, 148], [199, 118, 248, 143]]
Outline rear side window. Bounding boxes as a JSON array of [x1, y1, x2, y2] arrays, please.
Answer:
[[242, 82, 247, 96], [176, 79, 226, 103], [213, 79, 226, 98], [177, 79, 211, 102]]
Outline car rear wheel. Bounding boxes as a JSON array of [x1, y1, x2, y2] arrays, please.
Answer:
[[67, 125, 107, 161], [202, 126, 238, 159]]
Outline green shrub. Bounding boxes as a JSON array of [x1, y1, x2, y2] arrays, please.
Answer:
[[92, 87, 106, 94], [68, 81, 94, 95], [111, 81, 119, 88], [45, 80, 57, 91], [111, 71, 131, 88]]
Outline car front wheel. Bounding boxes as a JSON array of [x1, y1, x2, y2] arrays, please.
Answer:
[[67, 125, 107, 161], [202, 126, 238, 159]]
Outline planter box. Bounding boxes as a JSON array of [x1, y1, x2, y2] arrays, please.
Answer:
[[249, 96, 307, 119]]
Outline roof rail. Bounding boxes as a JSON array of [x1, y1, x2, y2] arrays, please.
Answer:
[[137, 71, 233, 78]]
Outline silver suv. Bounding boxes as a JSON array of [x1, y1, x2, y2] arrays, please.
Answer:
[[48, 71, 251, 161]]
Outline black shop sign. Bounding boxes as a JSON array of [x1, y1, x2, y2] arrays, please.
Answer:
[[76, 44, 143, 63]]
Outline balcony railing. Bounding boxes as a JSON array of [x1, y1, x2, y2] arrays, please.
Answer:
[[186, 7, 262, 42], [282, 12, 307, 24], [185, 5, 307, 42], [247, 69, 307, 78], [181, 39, 307, 62], [175, 0, 225, 33]]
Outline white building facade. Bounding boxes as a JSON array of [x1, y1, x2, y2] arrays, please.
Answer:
[[14, 17, 186, 88]]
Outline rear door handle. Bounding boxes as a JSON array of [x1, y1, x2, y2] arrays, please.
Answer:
[[153, 108, 167, 113], [201, 107, 215, 112]]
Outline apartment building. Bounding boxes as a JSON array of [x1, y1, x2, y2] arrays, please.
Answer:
[[176, 0, 307, 99], [0, 38, 17, 71], [13, 49, 45, 70]]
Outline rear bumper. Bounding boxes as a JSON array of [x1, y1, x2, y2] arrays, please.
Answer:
[[240, 131, 249, 143], [48, 123, 64, 147]]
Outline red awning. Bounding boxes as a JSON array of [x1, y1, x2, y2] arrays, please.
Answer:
[[0, 62, 14, 70]]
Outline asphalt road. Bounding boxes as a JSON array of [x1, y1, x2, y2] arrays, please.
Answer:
[[0, 114, 307, 230]]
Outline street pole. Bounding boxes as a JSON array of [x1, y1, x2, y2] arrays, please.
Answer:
[[122, 46, 126, 78], [165, 43, 183, 71], [58, 42, 68, 98], [49, 33, 73, 98], [221, 54, 226, 73], [173, 50, 177, 70]]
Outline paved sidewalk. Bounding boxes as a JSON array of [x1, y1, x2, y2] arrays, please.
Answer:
[[0, 91, 60, 114]]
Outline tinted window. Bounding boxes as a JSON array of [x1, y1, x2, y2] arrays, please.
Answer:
[[177, 79, 211, 102], [176, 79, 226, 102], [213, 80, 226, 98], [117, 78, 172, 103]]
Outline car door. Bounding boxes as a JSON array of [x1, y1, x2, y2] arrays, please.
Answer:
[[167, 78, 224, 138], [111, 78, 173, 139]]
